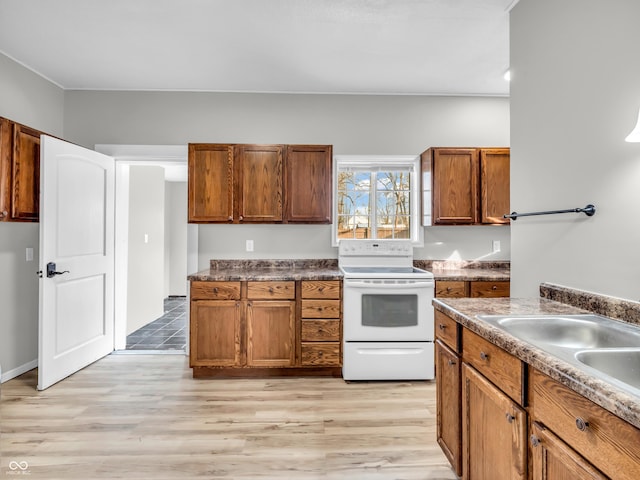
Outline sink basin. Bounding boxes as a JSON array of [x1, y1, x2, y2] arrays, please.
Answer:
[[476, 313, 640, 397], [477, 314, 640, 350], [576, 349, 640, 391]]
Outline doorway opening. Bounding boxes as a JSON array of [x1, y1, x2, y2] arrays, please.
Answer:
[[95, 144, 197, 355]]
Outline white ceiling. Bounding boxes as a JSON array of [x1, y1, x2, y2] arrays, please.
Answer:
[[0, 0, 514, 96]]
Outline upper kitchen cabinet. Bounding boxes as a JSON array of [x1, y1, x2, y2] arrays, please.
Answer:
[[285, 145, 332, 223], [422, 147, 510, 226], [188, 143, 234, 222], [0, 117, 43, 222], [188, 143, 332, 224], [236, 144, 283, 223]]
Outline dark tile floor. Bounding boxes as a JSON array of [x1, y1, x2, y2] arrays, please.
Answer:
[[125, 297, 187, 351]]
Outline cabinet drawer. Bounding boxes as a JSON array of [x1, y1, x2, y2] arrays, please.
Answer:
[[301, 299, 341, 318], [462, 328, 523, 404], [301, 343, 341, 366], [301, 319, 341, 342], [531, 369, 640, 480], [301, 280, 341, 299], [247, 281, 295, 299], [436, 281, 468, 298], [470, 281, 510, 298], [435, 310, 459, 352], [190, 281, 241, 300]]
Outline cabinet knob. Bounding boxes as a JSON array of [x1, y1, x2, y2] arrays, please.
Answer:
[[575, 417, 589, 432], [239, 215, 244, 221], [228, 216, 233, 221], [213, 287, 219, 294], [530, 435, 540, 448], [438, 324, 446, 330], [505, 413, 515, 423], [0, 210, 7, 218], [268, 287, 274, 293], [447, 359, 456, 366], [479, 351, 489, 361], [446, 287, 452, 292], [492, 285, 498, 290]]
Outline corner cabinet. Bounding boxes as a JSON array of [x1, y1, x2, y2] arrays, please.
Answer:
[[190, 279, 342, 377], [422, 147, 510, 226], [188, 143, 332, 224], [0, 117, 45, 222]]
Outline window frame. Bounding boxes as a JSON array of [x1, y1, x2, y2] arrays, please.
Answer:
[[332, 155, 423, 247]]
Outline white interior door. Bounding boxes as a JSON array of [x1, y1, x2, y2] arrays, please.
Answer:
[[38, 136, 115, 390]]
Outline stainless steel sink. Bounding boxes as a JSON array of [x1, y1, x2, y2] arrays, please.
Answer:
[[477, 314, 640, 350], [575, 349, 640, 391], [476, 313, 640, 397]]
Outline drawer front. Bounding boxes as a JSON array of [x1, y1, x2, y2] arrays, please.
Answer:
[[531, 369, 640, 480], [301, 299, 341, 318], [301, 343, 341, 366], [190, 281, 241, 300], [470, 281, 510, 298], [436, 281, 468, 298], [462, 328, 523, 404], [301, 280, 341, 299], [301, 319, 341, 342], [435, 310, 459, 352], [247, 281, 295, 300]]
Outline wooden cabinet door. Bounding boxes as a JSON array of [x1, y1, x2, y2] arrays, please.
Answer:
[[462, 363, 527, 480], [285, 145, 332, 223], [469, 281, 510, 298], [431, 148, 478, 225], [436, 340, 462, 476], [246, 300, 295, 367], [188, 144, 234, 222], [12, 123, 41, 221], [190, 300, 241, 367], [0, 118, 11, 220], [530, 422, 607, 480], [236, 144, 283, 222], [480, 148, 510, 224]]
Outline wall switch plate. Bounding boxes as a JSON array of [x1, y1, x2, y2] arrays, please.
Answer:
[[246, 240, 254, 252], [492, 240, 501, 253], [144, 234, 149, 243], [26, 247, 34, 262]]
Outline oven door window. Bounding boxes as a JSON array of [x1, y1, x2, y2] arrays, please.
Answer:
[[361, 294, 418, 327]]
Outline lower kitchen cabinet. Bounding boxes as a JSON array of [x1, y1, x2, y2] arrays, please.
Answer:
[[435, 339, 461, 476], [529, 421, 607, 480], [435, 280, 510, 298], [461, 363, 527, 480], [190, 279, 342, 377]]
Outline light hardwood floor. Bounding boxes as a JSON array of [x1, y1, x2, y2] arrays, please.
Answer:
[[0, 355, 457, 480]]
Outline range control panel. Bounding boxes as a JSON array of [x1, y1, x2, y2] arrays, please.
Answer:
[[338, 239, 413, 257]]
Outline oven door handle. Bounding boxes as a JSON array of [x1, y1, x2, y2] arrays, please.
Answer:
[[344, 281, 434, 289]]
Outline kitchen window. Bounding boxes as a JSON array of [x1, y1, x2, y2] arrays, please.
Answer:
[[332, 155, 422, 245]]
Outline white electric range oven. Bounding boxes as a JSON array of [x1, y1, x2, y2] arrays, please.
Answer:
[[339, 239, 435, 381]]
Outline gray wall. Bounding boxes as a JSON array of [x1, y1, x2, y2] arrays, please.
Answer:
[[0, 53, 64, 381], [510, 0, 640, 299], [165, 181, 188, 296], [63, 91, 511, 269], [127, 166, 166, 335]]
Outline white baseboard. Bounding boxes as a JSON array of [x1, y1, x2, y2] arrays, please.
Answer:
[[1, 359, 38, 383]]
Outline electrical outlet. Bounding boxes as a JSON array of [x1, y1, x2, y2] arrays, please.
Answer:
[[492, 240, 501, 253], [26, 247, 34, 262], [246, 240, 254, 252]]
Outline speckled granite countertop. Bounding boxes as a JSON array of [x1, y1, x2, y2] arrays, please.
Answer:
[[433, 284, 640, 429], [415, 260, 510, 282], [188, 259, 342, 282]]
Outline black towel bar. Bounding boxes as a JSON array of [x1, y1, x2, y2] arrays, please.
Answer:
[[503, 204, 596, 221]]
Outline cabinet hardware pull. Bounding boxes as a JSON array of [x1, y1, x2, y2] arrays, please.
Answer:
[[448, 359, 456, 366], [268, 287, 274, 293], [239, 215, 244, 221], [446, 287, 452, 292], [505, 413, 515, 423], [438, 324, 446, 330], [0, 210, 7, 218], [492, 285, 497, 290], [213, 287, 219, 294], [530, 435, 540, 447], [575, 417, 589, 431], [480, 351, 489, 361], [228, 216, 233, 221]]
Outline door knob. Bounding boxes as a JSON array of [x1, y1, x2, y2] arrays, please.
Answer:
[[46, 262, 70, 278]]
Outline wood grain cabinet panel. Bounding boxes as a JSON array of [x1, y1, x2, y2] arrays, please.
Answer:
[[462, 363, 527, 480], [435, 310, 459, 351], [246, 300, 295, 367], [422, 147, 509, 226], [190, 300, 241, 367], [285, 144, 332, 223], [300, 280, 342, 368], [530, 421, 607, 480], [190, 281, 241, 300], [247, 281, 295, 300], [236, 144, 283, 222], [301, 319, 340, 342], [301, 299, 341, 318], [301, 343, 340, 366], [301, 280, 341, 299], [436, 340, 462, 476], [435, 280, 469, 298], [0, 118, 11, 220], [530, 369, 640, 480], [470, 280, 510, 298], [188, 143, 234, 222], [435, 280, 510, 299]]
